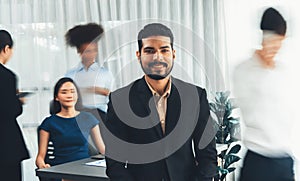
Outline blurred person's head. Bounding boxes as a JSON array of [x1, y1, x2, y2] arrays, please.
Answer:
[[0, 30, 14, 64], [65, 23, 104, 67], [52, 77, 83, 114], [259, 7, 286, 63], [260, 7, 286, 36], [136, 23, 175, 80]]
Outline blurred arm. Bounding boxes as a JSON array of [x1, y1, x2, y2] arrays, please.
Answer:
[[35, 130, 51, 169], [91, 125, 105, 155]]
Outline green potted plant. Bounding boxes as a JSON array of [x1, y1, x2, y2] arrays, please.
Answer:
[[209, 91, 240, 144], [209, 91, 241, 181], [216, 144, 241, 181]]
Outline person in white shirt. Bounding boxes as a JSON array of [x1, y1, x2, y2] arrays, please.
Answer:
[[233, 7, 295, 181], [65, 23, 113, 123]]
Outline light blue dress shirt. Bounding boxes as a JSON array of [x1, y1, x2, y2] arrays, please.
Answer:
[[65, 62, 112, 112]]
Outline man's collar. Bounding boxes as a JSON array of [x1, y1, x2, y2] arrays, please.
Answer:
[[145, 76, 172, 97]]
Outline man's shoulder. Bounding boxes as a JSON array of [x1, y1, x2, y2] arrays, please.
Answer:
[[171, 77, 205, 92], [111, 78, 143, 95]]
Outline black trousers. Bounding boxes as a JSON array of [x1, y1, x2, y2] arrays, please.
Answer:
[[2, 162, 21, 181], [239, 150, 294, 181]]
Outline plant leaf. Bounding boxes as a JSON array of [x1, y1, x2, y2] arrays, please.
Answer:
[[224, 154, 241, 168], [219, 168, 229, 174], [209, 103, 217, 112], [229, 118, 240, 124], [218, 150, 227, 159], [220, 173, 227, 181], [227, 144, 241, 155], [222, 91, 230, 101], [227, 167, 236, 173]]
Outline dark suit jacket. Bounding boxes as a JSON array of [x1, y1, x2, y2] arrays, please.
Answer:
[[0, 64, 29, 163], [104, 77, 217, 181]]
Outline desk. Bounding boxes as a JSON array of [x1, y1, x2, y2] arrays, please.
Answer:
[[36, 145, 226, 181], [36, 157, 109, 181]]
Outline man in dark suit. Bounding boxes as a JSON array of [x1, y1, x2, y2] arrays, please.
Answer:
[[0, 30, 30, 181], [103, 23, 217, 181]]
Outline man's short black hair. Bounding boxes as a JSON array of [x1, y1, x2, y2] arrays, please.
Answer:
[[260, 7, 287, 36], [65, 23, 104, 49], [137, 23, 174, 52], [0, 30, 13, 52]]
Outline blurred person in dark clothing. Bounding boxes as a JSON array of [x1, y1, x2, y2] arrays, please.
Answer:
[[0, 29, 29, 181]]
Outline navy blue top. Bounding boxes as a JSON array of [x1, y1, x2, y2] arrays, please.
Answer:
[[39, 111, 99, 166]]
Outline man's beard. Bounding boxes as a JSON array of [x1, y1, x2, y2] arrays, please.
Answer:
[[147, 74, 165, 80], [140, 60, 173, 80]]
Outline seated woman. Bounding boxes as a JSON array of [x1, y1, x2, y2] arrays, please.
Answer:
[[35, 77, 105, 181]]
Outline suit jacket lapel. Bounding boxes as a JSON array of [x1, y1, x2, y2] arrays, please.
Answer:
[[165, 83, 180, 135], [136, 77, 164, 138]]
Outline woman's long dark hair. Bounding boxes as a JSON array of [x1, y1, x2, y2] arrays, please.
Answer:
[[51, 77, 83, 114]]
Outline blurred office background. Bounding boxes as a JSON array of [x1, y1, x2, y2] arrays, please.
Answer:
[[0, 0, 299, 180]]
